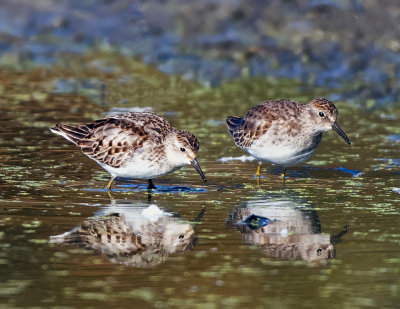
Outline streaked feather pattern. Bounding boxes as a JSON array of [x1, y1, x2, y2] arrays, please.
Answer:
[[50, 111, 206, 187]]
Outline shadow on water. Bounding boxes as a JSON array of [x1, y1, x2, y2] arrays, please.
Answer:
[[50, 200, 206, 268], [117, 182, 208, 194], [258, 166, 363, 179], [331, 166, 363, 177], [226, 195, 349, 265], [222, 155, 364, 180], [84, 183, 208, 194]]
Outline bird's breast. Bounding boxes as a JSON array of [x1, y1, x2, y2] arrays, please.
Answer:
[[247, 127, 322, 166]]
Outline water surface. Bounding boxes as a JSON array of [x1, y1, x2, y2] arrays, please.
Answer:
[[1, 53, 399, 308]]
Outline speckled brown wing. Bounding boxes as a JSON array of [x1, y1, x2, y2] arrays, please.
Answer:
[[227, 101, 284, 149], [76, 117, 151, 168], [79, 113, 175, 167], [53, 112, 175, 168]]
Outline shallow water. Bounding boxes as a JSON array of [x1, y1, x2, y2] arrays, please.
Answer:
[[1, 53, 400, 308]]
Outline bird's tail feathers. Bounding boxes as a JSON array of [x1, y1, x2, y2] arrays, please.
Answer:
[[49, 228, 80, 244], [50, 123, 91, 145], [226, 116, 243, 136]]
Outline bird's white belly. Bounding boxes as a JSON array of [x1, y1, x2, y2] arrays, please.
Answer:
[[247, 135, 318, 167], [99, 157, 182, 179]]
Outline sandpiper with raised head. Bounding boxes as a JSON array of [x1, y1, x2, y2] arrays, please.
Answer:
[[226, 98, 351, 180]]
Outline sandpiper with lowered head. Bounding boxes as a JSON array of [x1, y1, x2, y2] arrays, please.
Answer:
[[50, 111, 207, 190]]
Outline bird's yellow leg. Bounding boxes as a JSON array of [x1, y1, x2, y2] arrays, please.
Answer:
[[281, 168, 287, 181], [256, 163, 262, 177], [107, 190, 115, 200], [106, 176, 116, 191], [256, 163, 262, 187]]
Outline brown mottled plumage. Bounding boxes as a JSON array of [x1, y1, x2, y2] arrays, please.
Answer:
[[50, 112, 206, 190], [50, 203, 200, 267], [226, 98, 351, 179]]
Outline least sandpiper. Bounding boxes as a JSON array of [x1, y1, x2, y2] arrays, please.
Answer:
[[226, 98, 351, 179], [50, 111, 207, 190]]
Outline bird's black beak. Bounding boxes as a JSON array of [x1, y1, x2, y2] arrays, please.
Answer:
[[332, 121, 351, 145], [331, 225, 349, 245], [191, 158, 207, 182]]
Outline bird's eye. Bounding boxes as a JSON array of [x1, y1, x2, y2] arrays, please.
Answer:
[[179, 234, 184, 240], [319, 112, 325, 117], [180, 147, 186, 152], [317, 248, 323, 256]]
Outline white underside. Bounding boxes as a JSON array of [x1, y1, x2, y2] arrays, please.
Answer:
[[99, 157, 184, 179], [246, 134, 319, 167]]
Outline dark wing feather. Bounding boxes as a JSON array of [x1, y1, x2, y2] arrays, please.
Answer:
[[226, 116, 243, 137], [50, 123, 95, 145]]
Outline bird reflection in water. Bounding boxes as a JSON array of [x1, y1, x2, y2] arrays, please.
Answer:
[[226, 198, 348, 263], [51, 201, 205, 267]]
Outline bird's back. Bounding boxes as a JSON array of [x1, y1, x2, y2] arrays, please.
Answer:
[[50, 112, 175, 168], [226, 100, 302, 149]]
